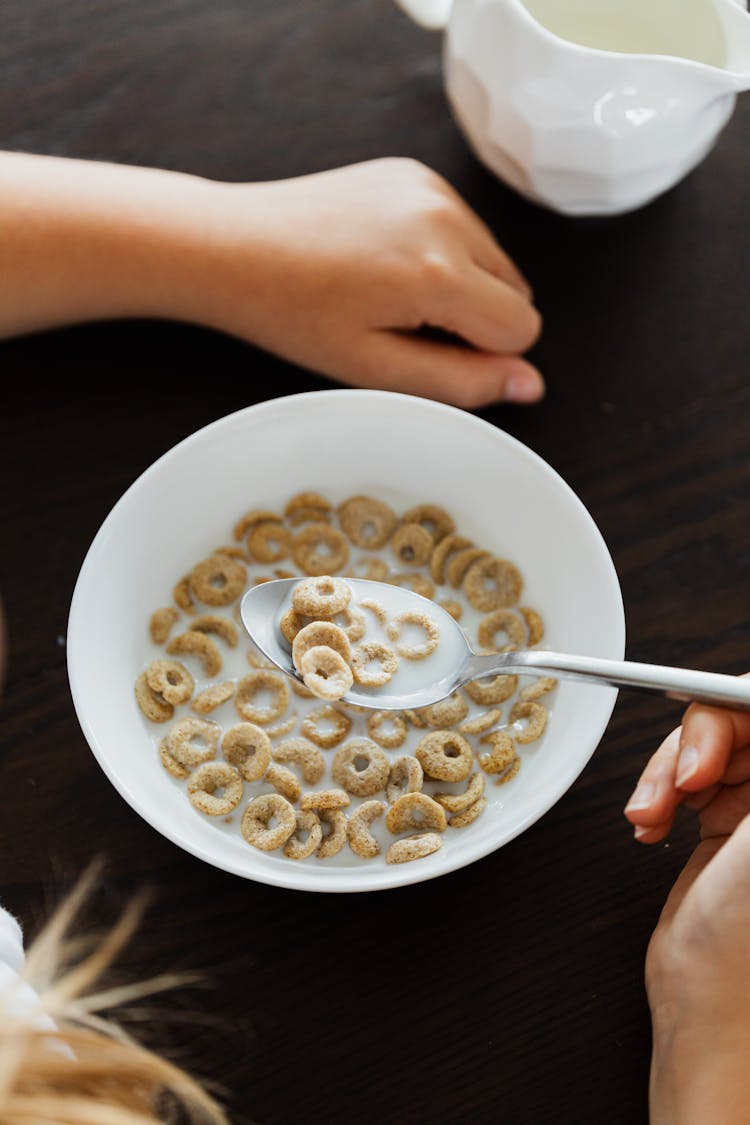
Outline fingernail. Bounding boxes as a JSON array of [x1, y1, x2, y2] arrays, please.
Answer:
[[675, 745, 700, 788], [634, 825, 652, 841], [504, 370, 545, 404], [625, 780, 655, 812]]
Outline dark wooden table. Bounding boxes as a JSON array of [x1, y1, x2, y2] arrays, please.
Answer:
[[2, 2, 749, 1122]]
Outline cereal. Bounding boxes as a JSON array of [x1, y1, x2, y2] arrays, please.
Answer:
[[386, 833, 443, 864], [292, 621, 352, 670], [347, 556, 389, 581], [331, 739, 390, 797], [213, 544, 249, 561], [287, 506, 332, 527], [386, 610, 439, 660], [284, 491, 332, 518], [464, 674, 518, 706], [338, 495, 397, 549], [389, 523, 434, 567], [419, 692, 469, 729], [347, 800, 386, 858], [330, 605, 366, 643], [300, 788, 351, 811], [477, 610, 526, 653], [509, 700, 547, 744], [187, 762, 243, 816], [292, 575, 351, 618], [280, 607, 308, 645], [439, 599, 463, 621], [166, 718, 221, 767], [189, 614, 239, 647], [221, 723, 271, 781], [145, 659, 194, 705], [248, 522, 292, 564], [519, 677, 558, 701], [478, 731, 517, 774], [401, 503, 455, 543], [158, 738, 190, 779], [433, 772, 485, 813], [265, 763, 302, 804], [149, 606, 180, 644], [366, 711, 408, 750], [359, 598, 388, 625], [190, 554, 247, 607], [403, 709, 427, 728], [235, 670, 290, 725], [166, 631, 223, 677], [495, 757, 521, 786], [246, 648, 276, 670], [283, 809, 323, 860], [192, 681, 235, 714], [415, 730, 473, 782], [300, 704, 352, 749], [299, 645, 354, 701], [317, 809, 348, 858], [272, 737, 325, 785], [173, 576, 197, 615], [241, 793, 296, 851], [387, 572, 436, 600], [291, 679, 316, 699], [446, 547, 490, 589], [457, 708, 501, 736], [351, 641, 399, 687], [266, 713, 299, 739], [520, 606, 545, 645], [386, 756, 424, 803], [385, 793, 447, 834], [429, 534, 472, 584], [449, 797, 488, 829], [233, 509, 282, 541], [292, 523, 350, 575], [135, 672, 173, 722], [464, 556, 523, 612]]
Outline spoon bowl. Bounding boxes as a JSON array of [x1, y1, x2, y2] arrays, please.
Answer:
[[241, 578, 750, 712]]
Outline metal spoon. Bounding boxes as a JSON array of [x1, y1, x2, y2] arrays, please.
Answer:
[[240, 577, 750, 712]]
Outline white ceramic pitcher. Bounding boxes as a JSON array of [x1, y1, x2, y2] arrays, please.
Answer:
[[395, 0, 750, 215]]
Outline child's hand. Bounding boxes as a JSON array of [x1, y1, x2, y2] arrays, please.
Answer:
[[624, 684, 750, 1124], [192, 158, 544, 409]]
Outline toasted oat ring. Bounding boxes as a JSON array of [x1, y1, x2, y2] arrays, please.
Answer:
[[338, 495, 398, 549], [300, 646, 354, 701], [449, 796, 488, 829], [434, 772, 486, 813], [241, 793, 296, 851], [291, 679, 316, 699], [272, 737, 325, 785], [387, 572, 436, 600], [331, 739, 390, 797], [159, 738, 190, 779], [266, 714, 298, 739], [287, 505, 332, 527], [509, 700, 547, 744], [173, 576, 197, 616], [347, 800, 386, 859], [292, 522, 350, 576], [419, 692, 469, 729], [280, 608, 309, 646], [495, 757, 521, 785], [386, 755, 424, 803], [317, 809, 348, 858], [459, 709, 502, 735], [446, 547, 490, 589], [292, 575, 351, 618], [401, 503, 455, 543], [351, 641, 399, 686], [347, 556, 389, 581], [190, 554, 247, 607], [477, 610, 526, 653], [292, 621, 351, 671], [246, 648, 276, 670], [385, 793, 447, 834], [248, 522, 292, 564], [386, 833, 443, 864], [519, 676, 558, 702], [235, 670, 289, 725], [386, 610, 439, 660], [233, 509, 282, 541], [439, 599, 463, 622], [429, 534, 472, 584], [359, 598, 388, 626], [222, 722, 271, 781], [300, 704, 352, 749], [265, 763, 302, 804], [389, 523, 434, 567], [166, 717, 221, 767], [300, 788, 351, 811], [145, 659, 194, 705], [283, 809, 323, 860], [478, 731, 517, 774], [187, 762, 243, 816], [285, 491, 332, 516], [189, 614, 239, 647], [415, 730, 473, 782], [149, 606, 180, 645], [192, 681, 235, 714], [464, 674, 518, 706], [330, 605, 366, 643], [521, 607, 545, 646], [366, 711, 408, 750], [464, 556, 523, 612], [166, 631, 223, 677], [402, 709, 427, 728], [135, 671, 174, 722], [214, 544, 249, 562]]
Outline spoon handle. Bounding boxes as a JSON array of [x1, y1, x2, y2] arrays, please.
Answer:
[[466, 650, 750, 710]]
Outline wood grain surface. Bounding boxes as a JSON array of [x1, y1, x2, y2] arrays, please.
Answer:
[[1, 2, 749, 1122]]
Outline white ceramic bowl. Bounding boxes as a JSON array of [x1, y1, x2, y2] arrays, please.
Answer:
[[67, 390, 625, 892]]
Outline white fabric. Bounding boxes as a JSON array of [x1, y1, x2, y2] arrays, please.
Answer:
[[0, 903, 57, 1031]]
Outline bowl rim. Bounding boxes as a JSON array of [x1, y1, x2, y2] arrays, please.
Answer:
[[67, 389, 626, 893]]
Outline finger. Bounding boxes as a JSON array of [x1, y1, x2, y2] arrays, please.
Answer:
[[675, 681, 750, 791], [430, 265, 542, 356], [633, 818, 675, 844], [360, 331, 545, 408], [624, 727, 684, 828]]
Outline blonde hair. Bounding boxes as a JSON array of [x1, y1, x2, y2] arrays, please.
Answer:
[[0, 867, 229, 1125]]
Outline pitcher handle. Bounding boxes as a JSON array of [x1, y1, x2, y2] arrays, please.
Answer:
[[393, 0, 452, 30]]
